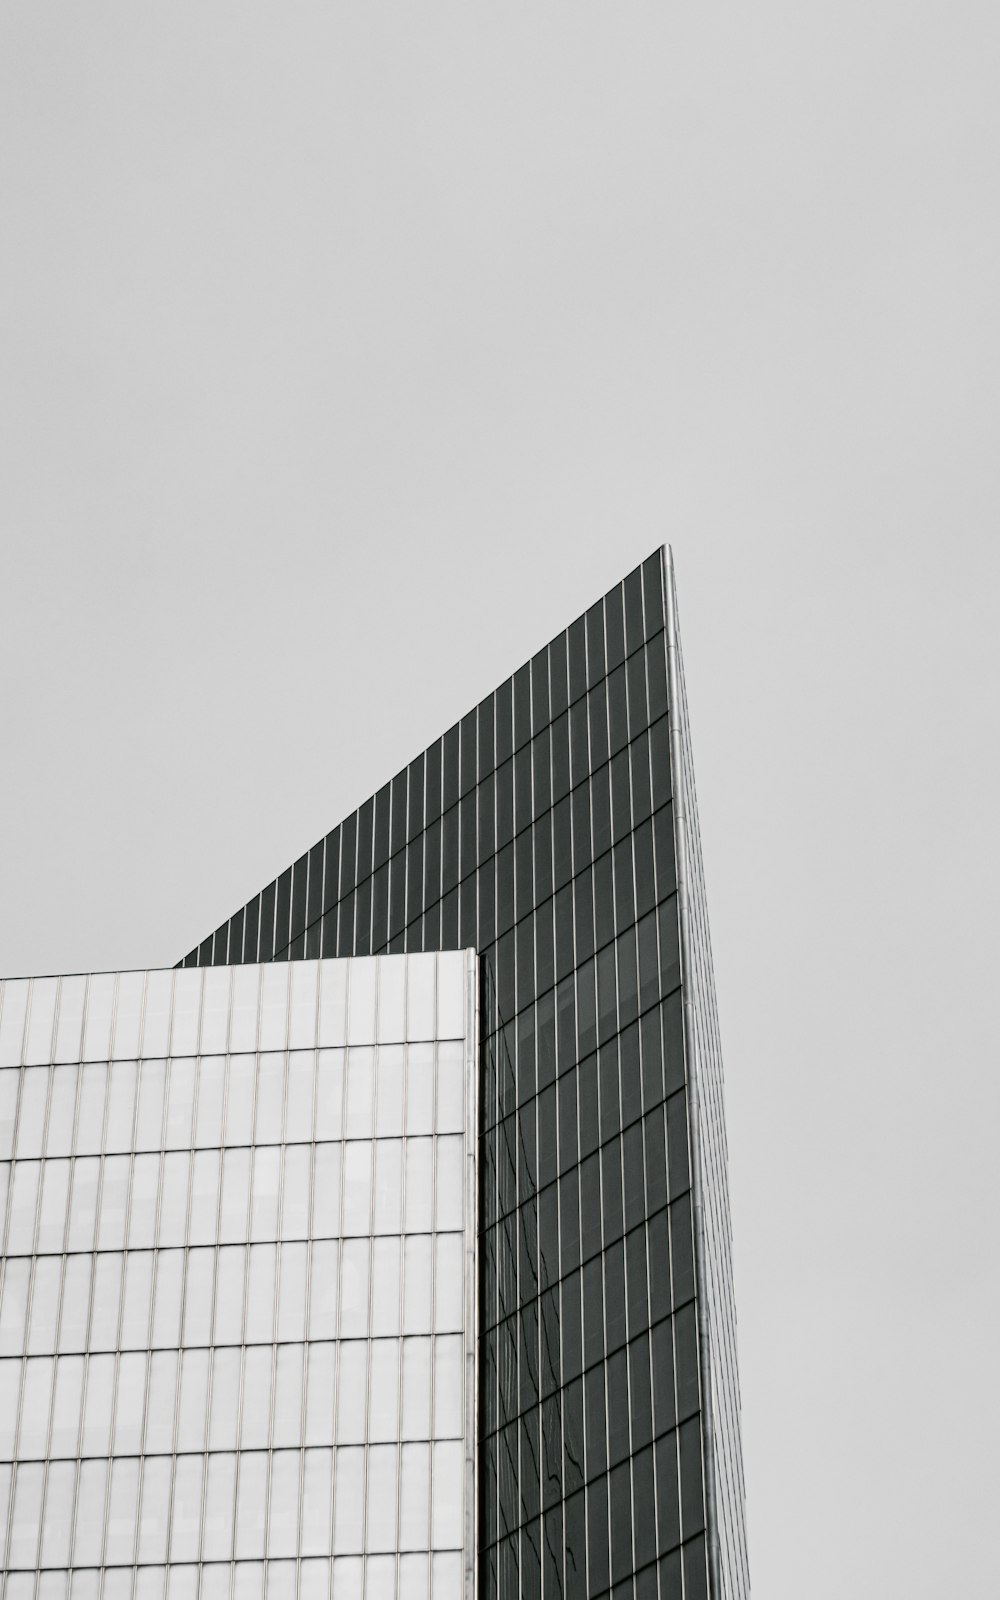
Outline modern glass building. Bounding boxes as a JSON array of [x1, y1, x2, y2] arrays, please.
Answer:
[[0, 954, 478, 1600], [1, 546, 749, 1600]]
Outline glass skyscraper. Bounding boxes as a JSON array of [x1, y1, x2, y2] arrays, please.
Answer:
[[1, 546, 749, 1599]]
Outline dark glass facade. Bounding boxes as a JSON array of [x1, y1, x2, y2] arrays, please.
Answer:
[[181, 548, 749, 1600]]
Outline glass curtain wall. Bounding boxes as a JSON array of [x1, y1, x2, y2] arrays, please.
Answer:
[[0, 954, 476, 1600], [181, 549, 749, 1600]]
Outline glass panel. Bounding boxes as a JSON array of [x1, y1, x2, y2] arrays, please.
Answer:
[[434, 1234, 464, 1333], [277, 1241, 307, 1342], [105, 1455, 140, 1565], [342, 1141, 372, 1235], [377, 957, 405, 1044], [137, 1455, 171, 1561], [244, 1244, 276, 1343], [151, 1250, 184, 1349], [120, 1250, 154, 1349], [347, 960, 377, 1046], [431, 1440, 463, 1550], [71, 1571, 100, 1600], [230, 966, 261, 1055], [435, 1136, 464, 1231], [370, 1238, 401, 1338], [195, 1056, 226, 1147], [436, 1043, 464, 1134], [37, 1159, 70, 1252], [134, 1569, 165, 1600], [203, 1452, 237, 1560], [128, 1153, 160, 1249], [176, 1347, 209, 1450], [374, 1045, 404, 1138], [97, 1154, 130, 1250], [344, 1048, 374, 1137], [373, 1139, 402, 1235], [209, 1347, 241, 1450], [304, 1342, 336, 1447], [158, 1151, 190, 1246], [272, 1343, 304, 1447], [399, 1442, 430, 1550], [433, 1335, 463, 1439], [431, 1552, 463, 1600], [72, 1457, 107, 1566], [406, 1046, 433, 1136], [144, 1351, 178, 1453], [258, 966, 289, 1053], [233, 1564, 264, 1600], [301, 1448, 333, 1556], [224, 1056, 255, 1146], [182, 1247, 214, 1347], [214, 1245, 246, 1345], [332, 1446, 364, 1553], [369, 1337, 400, 1442], [404, 1138, 432, 1232], [437, 953, 466, 1042], [308, 1239, 339, 1340], [0, 1257, 29, 1354], [104, 1060, 137, 1151], [40, 1567, 70, 1600], [285, 1050, 315, 1143], [281, 1144, 310, 1239], [114, 1351, 147, 1454], [406, 954, 436, 1042], [50, 1355, 84, 1457], [219, 1147, 250, 1243], [336, 1341, 367, 1443], [81, 1352, 114, 1456], [241, 1346, 273, 1449], [339, 1239, 369, 1339], [28, 1255, 63, 1353], [45, 1065, 77, 1156], [163, 1058, 195, 1150], [312, 1144, 341, 1239], [366, 1443, 397, 1553], [19, 1357, 53, 1457], [200, 966, 232, 1055], [7, 1160, 40, 1253], [250, 1146, 280, 1240], [170, 1453, 204, 1561], [403, 1236, 432, 1334], [58, 1255, 92, 1353], [255, 1052, 283, 1143], [289, 960, 319, 1049], [263, 1450, 297, 1557], [315, 1049, 344, 1140], [401, 1338, 431, 1440], [16, 1069, 48, 1156], [66, 1156, 99, 1251], [134, 1058, 165, 1151]]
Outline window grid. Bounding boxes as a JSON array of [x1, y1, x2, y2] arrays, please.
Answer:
[[179, 552, 745, 1600], [0, 955, 474, 1600]]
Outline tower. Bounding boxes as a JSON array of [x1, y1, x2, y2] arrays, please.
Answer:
[[180, 546, 750, 1599]]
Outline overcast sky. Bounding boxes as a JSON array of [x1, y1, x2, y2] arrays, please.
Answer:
[[1, 6, 998, 1595]]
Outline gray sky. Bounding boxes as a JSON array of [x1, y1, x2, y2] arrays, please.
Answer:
[[1, 6, 998, 1594]]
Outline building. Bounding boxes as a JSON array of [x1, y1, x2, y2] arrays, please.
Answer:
[[0, 953, 477, 1600], [0, 547, 749, 1599]]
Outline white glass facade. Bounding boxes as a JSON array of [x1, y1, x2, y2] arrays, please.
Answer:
[[0, 953, 477, 1600]]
